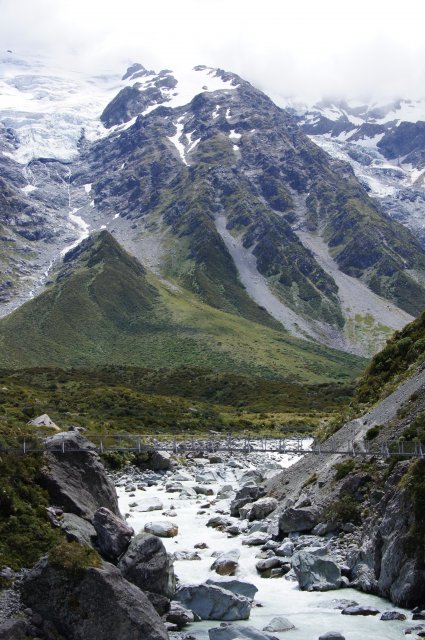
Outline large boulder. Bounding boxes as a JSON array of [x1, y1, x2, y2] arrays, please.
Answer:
[[21, 556, 168, 640], [0, 619, 28, 640], [174, 584, 251, 620], [262, 616, 295, 632], [134, 497, 163, 512], [292, 551, 342, 591], [211, 549, 240, 576], [166, 603, 195, 629], [206, 578, 258, 600], [208, 623, 278, 640], [230, 486, 266, 517], [61, 513, 97, 547], [40, 432, 120, 520], [249, 498, 278, 521], [278, 506, 320, 534], [93, 507, 133, 561], [136, 450, 172, 471], [118, 533, 176, 598]]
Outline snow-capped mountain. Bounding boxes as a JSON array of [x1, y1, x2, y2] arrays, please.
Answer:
[[1, 52, 425, 360]]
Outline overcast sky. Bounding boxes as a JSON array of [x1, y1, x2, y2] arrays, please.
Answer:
[[2, 0, 425, 103]]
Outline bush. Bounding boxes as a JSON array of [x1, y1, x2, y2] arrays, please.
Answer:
[[400, 459, 425, 565], [323, 496, 361, 525], [365, 425, 382, 441], [333, 459, 356, 481], [49, 541, 102, 574]]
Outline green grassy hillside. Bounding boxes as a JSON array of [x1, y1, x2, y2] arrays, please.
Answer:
[[0, 230, 365, 382]]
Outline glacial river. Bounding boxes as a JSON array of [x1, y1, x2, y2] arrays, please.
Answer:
[[116, 452, 409, 640]]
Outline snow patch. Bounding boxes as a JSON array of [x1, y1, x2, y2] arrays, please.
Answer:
[[229, 129, 241, 140], [168, 120, 188, 166], [21, 184, 37, 194], [84, 183, 92, 194], [60, 209, 90, 257]]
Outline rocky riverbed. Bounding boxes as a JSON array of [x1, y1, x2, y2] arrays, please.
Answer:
[[114, 448, 413, 640]]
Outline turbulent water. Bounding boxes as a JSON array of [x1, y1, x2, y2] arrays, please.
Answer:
[[116, 451, 409, 640]]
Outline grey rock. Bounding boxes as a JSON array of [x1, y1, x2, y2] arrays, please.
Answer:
[[275, 541, 294, 557], [147, 451, 172, 471], [217, 485, 235, 500], [211, 549, 240, 576], [206, 578, 258, 600], [166, 603, 195, 629], [207, 516, 232, 529], [240, 470, 264, 486], [249, 498, 277, 521], [380, 610, 406, 620], [292, 551, 342, 591], [21, 557, 168, 640], [320, 599, 358, 610], [135, 496, 163, 511], [255, 557, 282, 572], [279, 506, 320, 534], [262, 616, 295, 632], [118, 532, 176, 598], [40, 431, 120, 519], [194, 485, 215, 496], [341, 605, 380, 616], [93, 507, 133, 561], [172, 549, 201, 561], [174, 584, 251, 620], [144, 520, 178, 537], [242, 532, 270, 546], [61, 513, 97, 547], [230, 486, 266, 517], [318, 634, 346, 640], [0, 619, 28, 640], [145, 591, 171, 615], [208, 623, 278, 640]]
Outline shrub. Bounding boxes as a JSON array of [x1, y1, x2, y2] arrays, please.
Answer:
[[323, 496, 361, 525], [399, 459, 425, 565], [333, 459, 356, 481], [365, 425, 382, 441]]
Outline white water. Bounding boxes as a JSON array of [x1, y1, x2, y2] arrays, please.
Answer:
[[117, 453, 409, 640]]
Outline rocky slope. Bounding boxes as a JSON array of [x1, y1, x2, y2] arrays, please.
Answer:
[[2, 54, 425, 357]]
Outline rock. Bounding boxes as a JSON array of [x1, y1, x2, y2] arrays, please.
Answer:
[[21, 556, 168, 640], [179, 488, 197, 499], [211, 549, 240, 576], [166, 483, 183, 493], [28, 413, 59, 430], [166, 603, 195, 629], [40, 431, 120, 520], [195, 471, 219, 483], [294, 492, 311, 508], [292, 551, 342, 591], [194, 542, 209, 549], [242, 533, 270, 546], [208, 623, 278, 640], [275, 541, 294, 557], [135, 496, 163, 511], [380, 610, 406, 620], [230, 486, 266, 517], [249, 498, 277, 521], [147, 451, 172, 471], [206, 578, 258, 600], [144, 591, 170, 615], [262, 616, 295, 632], [240, 470, 264, 485], [341, 605, 380, 616], [312, 522, 338, 536], [217, 485, 235, 500], [208, 455, 224, 464], [279, 506, 320, 534], [255, 558, 285, 574], [144, 521, 178, 537], [172, 550, 201, 561], [61, 513, 97, 547], [320, 599, 358, 610], [207, 516, 232, 529], [118, 533, 176, 598], [174, 584, 251, 620], [194, 485, 215, 496], [318, 634, 346, 640], [93, 507, 133, 561], [0, 619, 28, 640]]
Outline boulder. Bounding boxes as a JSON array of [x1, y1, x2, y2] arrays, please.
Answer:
[[380, 610, 406, 620], [166, 603, 195, 629], [275, 541, 294, 557], [40, 431, 120, 520], [207, 516, 232, 529], [341, 605, 380, 616], [279, 506, 320, 534], [240, 470, 264, 485], [292, 551, 342, 591], [21, 556, 168, 640], [93, 507, 133, 561], [172, 549, 201, 561], [144, 592, 170, 615], [211, 549, 240, 576], [249, 498, 278, 521], [262, 616, 295, 632], [217, 485, 235, 500], [194, 485, 215, 496], [147, 451, 172, 471], [208, 623, 278, 640], [195, 470, 219, 483], [230, 486, 266, 517], [144, 521, 178, 537], [174, 584, 251, 620], [206, 578, 258, 600], [134, 496, 163, 512], [28, 413, 59, 430], [242, 532, 270, 546], [0, 619, 28, 640], [61, 513, 97, 547], [118, 533, 176, 598], [318, 634, 346, 640]]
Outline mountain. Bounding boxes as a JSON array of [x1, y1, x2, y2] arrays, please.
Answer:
[[291, 98, 425, 244], [0, 229, 364, 380], [1, 53, 425, 360]]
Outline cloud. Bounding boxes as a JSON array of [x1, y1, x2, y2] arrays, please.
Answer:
[[1, 0, 425, 103]]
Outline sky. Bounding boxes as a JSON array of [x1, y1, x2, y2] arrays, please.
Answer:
[[1, 0, 425, 104]]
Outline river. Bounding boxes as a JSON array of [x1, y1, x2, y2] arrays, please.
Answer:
[[116, 449, 409, 640]]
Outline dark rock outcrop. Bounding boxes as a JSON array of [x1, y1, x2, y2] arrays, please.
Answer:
[[230, 486, 266, 517], [93, 507, 133, 561], [21, 557, 168, 640], [40, 432, 120, 520], [118, 532, 176, 598], [279, 505, 320, 534], [174, 583, 251, 620], [292, 551, 342, 591]]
